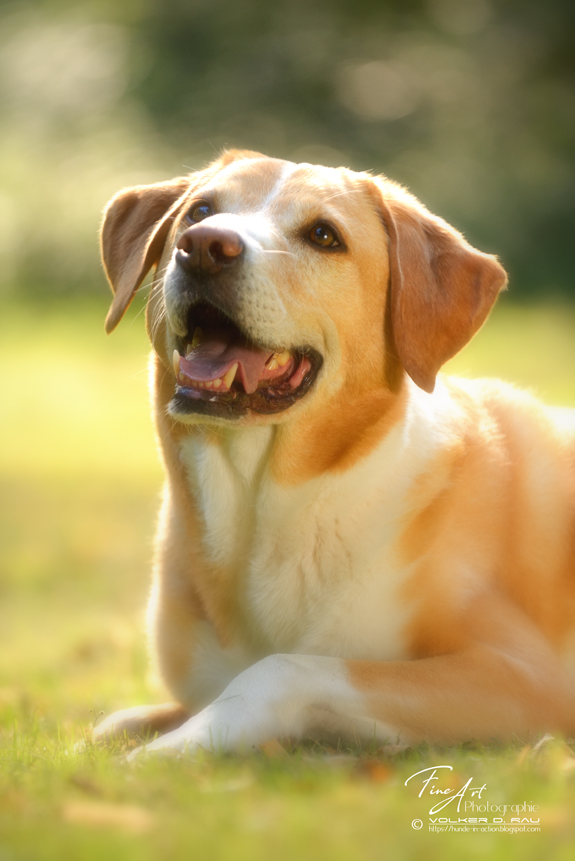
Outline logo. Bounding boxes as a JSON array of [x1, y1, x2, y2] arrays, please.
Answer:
[[404, 765, 541, 834]]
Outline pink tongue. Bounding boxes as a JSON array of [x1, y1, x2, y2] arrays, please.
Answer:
[[179, 329, 273, 394]]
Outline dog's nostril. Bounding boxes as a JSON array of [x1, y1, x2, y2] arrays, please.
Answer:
[[209, 240, 224, 263], [177, 232, 194, 255], [208, 239, 242, 265]]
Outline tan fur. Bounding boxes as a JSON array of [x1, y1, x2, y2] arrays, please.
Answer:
[[102, 177, 190, 333], [96, 150, 575, 750], [373, 184, 506, 393], [151, 356, 248, 652], [92, 702, 189, 744]]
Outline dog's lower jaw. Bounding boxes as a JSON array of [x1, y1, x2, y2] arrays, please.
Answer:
[[168, 350, 323, 421]]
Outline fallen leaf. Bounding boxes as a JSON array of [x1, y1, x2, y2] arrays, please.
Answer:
[[259, 739, 288, 758], [62, 800, 153, 834], [516, 744, 531, 766], [537, 805, 572, 832], [354, 759, 394, 783], [69, 774, 104, 796]]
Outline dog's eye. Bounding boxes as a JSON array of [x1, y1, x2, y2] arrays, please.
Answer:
[[309, 223, 340, 248], [187, 201, 212, 223]]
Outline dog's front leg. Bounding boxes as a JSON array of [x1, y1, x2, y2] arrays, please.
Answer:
[[92, 702, 190, 745], [128, 653, 390, 757], [129, 638, 574, 757]]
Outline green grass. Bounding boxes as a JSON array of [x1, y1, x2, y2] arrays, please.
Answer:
[[2, 297, 575, 859]]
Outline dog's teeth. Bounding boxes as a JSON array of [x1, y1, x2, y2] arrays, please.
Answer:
[[191, 327, 203, 349], [173, 349, 180, 378], [223, 363, 238, 389], [213, 378, 222, 389], [266, 358, 279, 371], [275, 350, 291, 366], [204, 380, 213, 389], [185, 344, 193, 357]]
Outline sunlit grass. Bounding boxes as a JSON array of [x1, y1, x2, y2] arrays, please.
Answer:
[[2, 733, 574, 861], [2, 297, 575, 858]]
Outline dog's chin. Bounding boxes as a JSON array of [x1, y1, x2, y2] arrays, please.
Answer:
[[167, 301, 323, 422]]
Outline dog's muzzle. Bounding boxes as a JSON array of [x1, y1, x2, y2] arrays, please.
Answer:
[[165, 222, 323, 420]]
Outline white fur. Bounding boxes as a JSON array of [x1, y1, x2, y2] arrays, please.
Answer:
[[169, 380, 457, 698], [130, 653, 404, 757]]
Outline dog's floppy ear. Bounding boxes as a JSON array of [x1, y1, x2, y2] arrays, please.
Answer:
[[374, 181, 507, 393], [101, 177, 190, 333]]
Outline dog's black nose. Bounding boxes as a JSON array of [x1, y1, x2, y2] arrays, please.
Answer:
[[176, 224, 244, 275]]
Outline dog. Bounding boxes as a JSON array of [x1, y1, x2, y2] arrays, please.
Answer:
[[93, 149, 575, 755]]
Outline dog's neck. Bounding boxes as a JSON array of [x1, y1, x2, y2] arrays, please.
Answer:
[[186, 423, 276, 491], [151, 350, 414, 490], [151, 351, 456, 654]]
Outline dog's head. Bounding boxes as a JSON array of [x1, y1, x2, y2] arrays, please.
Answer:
[[101, 150, 506, 424]]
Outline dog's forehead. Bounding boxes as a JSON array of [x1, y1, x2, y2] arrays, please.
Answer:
[[202, 157, 368, 216], [271, 163, 368, 215], [208, 156, 292, 207]]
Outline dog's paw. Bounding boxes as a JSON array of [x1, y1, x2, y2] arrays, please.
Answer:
[[125, 706, 243, 760], [91, 702, 190, 746], [126, 740, 185, 762], [126, 655, 310, 759]]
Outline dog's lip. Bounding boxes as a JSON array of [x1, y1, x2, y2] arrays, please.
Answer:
[[169, 347, 322, 419]]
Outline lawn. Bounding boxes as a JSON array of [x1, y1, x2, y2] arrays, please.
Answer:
[[1, 297, 575, 859]]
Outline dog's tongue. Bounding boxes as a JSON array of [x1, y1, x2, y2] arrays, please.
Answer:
[[179, 328, 272, 394]]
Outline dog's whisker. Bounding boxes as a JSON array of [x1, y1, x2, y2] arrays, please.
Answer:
[[126, 272, 169, 330], [150, 310, 168, 343], [148, 299, 167, 339], [128, 301, 149, 328], [126, 366, 150, 381], [321, 188, 365, 204]]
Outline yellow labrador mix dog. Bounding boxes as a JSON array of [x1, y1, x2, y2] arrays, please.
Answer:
[[94, 149, 575, 756]]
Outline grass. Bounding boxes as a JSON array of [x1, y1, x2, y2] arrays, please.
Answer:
[[2, 296, 575, 859]]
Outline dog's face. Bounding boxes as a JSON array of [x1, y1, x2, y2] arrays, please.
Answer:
[[101, 150, 507, 425]]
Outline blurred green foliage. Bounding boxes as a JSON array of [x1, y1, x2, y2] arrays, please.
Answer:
[[0, 0, 574, 300]]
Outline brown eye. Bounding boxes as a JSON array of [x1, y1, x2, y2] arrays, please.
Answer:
[[187, 200, 212, 223], [309, 222, 340, 248]]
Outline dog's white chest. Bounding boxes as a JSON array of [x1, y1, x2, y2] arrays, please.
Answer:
[[177, 418, 430, 662]]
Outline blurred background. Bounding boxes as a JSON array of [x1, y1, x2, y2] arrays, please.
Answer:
[[1, 0, 574, 302], [1, 3, 575, 852], [2, 0, 575, 780]]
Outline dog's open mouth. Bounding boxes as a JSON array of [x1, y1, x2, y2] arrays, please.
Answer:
[[169, 303, 322, 419]]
